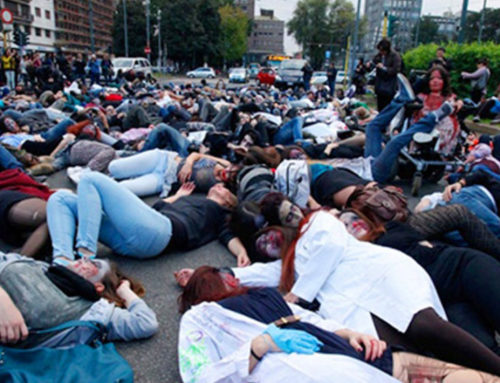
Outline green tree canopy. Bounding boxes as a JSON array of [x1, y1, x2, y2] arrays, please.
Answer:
[[219, 5, 248, 64], [465, 8, 500, 43], [413, 16, 440, 45], [287, 0, 357, 69]]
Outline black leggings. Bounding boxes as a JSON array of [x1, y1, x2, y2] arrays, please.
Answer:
[[373, 308, 500, 376], [7, 198, 49, 258], [21, 138, 61, 156]]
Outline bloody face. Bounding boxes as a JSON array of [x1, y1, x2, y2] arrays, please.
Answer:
[[256, 229, 284, 259], [429, 70, 444, 93]]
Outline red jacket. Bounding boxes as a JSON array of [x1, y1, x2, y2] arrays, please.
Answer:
[[0, 169, 54, 200]]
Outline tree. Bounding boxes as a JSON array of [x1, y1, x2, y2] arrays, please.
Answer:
[[464, 8, 500, 43], [113, 0, 227, 68], [219, 5, 248, 65], [287, 0, 356, 69], [412, 16, 439, 45], [112, 0, 147, 58]]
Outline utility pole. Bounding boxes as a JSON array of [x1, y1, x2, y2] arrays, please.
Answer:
[[478, 0, 487, 43], [157, 9, 161, 69], [123, 0, 129, 57], [458, 0, 469, 44], [349, 0, 361, 84], [89, 0, 95, 52], [145, 0, 151, 62]]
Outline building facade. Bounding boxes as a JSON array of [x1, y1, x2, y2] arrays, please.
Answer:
[[427, 14, 459, 41], [28, 0, 56, 52], [53, 0, 114, 53], [363, 0, 423, 54]]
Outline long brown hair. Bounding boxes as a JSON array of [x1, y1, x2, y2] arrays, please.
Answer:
[[100, 262, 145, 308], [178, 266, 249, 313], [278, 212, 317, 293]]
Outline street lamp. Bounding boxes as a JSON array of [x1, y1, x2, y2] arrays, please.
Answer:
[[157, 9, 161, 69], [123, 0, 129, 57], [145, 0, 151, 62], [89, 0, 95, 52]]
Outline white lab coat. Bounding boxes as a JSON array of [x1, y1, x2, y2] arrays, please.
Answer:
[[178, 302, 401, 383], [234, 211, 446, 337]]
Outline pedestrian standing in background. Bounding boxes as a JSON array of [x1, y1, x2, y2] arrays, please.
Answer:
[[302, 61, 313, 92], [326, 61, 337, 97], [462, 58, 491, 104], [73, 53, 86, 82], [88, 54, 100, 85], [101, 54, 113, 85], [372, 39, 402, 111], [2, 49, 16, 90]]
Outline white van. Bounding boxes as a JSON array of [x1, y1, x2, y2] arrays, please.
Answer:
[[112, 57, 152, 77]]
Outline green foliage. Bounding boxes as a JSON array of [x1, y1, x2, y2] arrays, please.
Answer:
[[403, 42, 500, 97], [113, 0, 243, 68], [219, 5, 248, 64], [464, 8, 500, 43], [412, 16, 440, 44], [113, 0, 147, 58], [287, 0, 357, 69]]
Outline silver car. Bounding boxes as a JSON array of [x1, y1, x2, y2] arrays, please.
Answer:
[[186, 67, 216, 78]]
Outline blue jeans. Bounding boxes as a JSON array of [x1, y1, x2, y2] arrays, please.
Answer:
[[472, 164, 500, 181], [109, 149, 170, 196], [40, 118, 75, 141], [443, 185, 500, 245], [141, 123, 189, 156], [366, 96, 438, 183], [272, 117, 304, 145], [47, 171, 172, 259], [0, 145, 23, 169]]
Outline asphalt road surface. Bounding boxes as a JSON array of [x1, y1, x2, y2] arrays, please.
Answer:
[[12, 169, 441, 383]]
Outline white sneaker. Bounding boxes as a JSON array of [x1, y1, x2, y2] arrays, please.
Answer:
[[67, 166, 86, 184], [395, 74, 415, 101]]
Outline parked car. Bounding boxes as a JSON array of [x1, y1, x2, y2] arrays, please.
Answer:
[[311, 71, 327, 85], [256, 67, 276, 85], [228, 67, 248, 83], [274, 59, 307, 89], [248, 63, 260, 79], [186, 67, 216, 78], [112, 57, 152, 77], [336, 70, 350, 84]]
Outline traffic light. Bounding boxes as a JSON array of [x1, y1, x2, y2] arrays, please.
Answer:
[[13, 26, 28, 47], [388, 15, 399, 38], [13, 26, 21, 46]]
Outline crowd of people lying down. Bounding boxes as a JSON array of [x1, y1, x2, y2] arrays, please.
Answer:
[[0, 63, 500, 383]]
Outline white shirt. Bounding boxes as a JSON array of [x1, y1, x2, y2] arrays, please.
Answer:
[[234, 211, 446, 337], [178, 302, 400, 383]]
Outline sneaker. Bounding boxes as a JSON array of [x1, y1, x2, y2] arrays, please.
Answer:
[[395, 74, 415, 101], [473, 116, 480, 123], [67, 166, 85, 184], [433, 101, 453, 122]]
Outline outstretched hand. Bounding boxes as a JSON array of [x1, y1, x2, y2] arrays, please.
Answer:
[[176, 182, 196, 197], [174, 268, 194, 287]]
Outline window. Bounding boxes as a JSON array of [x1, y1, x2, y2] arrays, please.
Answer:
[[35, 27, 41, 36], [45, 10, 50, 19], [35, 7, 41, 17], [45, 29, 51, 37], [24, 26, 30, 35]]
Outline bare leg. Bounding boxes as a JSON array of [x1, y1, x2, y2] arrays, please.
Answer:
[[7, 198, 49, 258], [392, 352, 500, 383]]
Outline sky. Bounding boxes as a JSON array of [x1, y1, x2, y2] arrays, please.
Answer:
[[421, 0, 500, 15], [255, 0, 500, 55]]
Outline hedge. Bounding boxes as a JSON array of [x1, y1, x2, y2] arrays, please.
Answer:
[[403, 42, 500, 98]]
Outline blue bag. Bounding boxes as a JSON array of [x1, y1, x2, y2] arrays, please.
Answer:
[[0, 320, 133, 383]]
